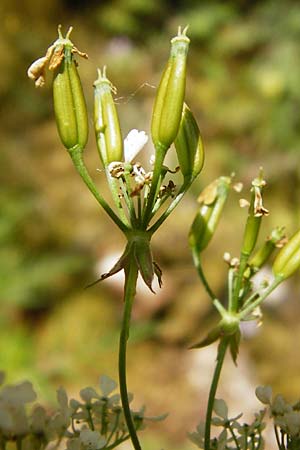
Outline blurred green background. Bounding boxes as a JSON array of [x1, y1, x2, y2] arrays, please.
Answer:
[[1, 0, 300, 448]]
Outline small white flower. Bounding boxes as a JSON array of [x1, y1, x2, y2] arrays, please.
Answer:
[[80, 387, 99, 403], [0, 381, 36, 406], [99, 375, 117, 397], [213, 399, 228, 420], [256, 385, 272, 405], [272, 394, 292, 416], [124, 129, 148, 163], [80, 429, 106, 449]]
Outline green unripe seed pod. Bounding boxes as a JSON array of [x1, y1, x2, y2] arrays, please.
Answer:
[[151, 26, 190, 154], [241, 174, 269, 257], [249, 226, 286, 272], [273, 229, 300, 280], [174, 103, 204, 181], [189, 176, 231, 253], [93, 67, 123, 167], [242, 208, 261, 257], [51, 27, 88, 151]]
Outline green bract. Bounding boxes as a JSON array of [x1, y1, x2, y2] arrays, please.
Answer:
[[151, 26, 190, 154], [93, 67, 123, 167], [175, 103, 204, 181], [273, 228, 300, 280]]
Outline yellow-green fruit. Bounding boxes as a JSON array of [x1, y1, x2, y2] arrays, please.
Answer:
[[94, 68, 123, 167], [189, 177, 231, 253], [175, 104, 204, 181], [53, 47, 88, 150], [273, 229, 300, 280], [151, 27, 190, 153]]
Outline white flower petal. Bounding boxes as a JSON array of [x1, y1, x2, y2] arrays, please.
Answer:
[[255, 385, 272, 405], [99, 375, 117, 397], [124, 129, 148, 163]]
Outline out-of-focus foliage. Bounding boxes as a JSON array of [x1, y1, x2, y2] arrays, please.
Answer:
[[1, 1, 300, 449]]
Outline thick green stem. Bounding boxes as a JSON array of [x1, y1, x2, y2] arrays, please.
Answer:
[[69, 145, 128, 233], [204, 338, 229, 450], [119, 259, 142, 450]]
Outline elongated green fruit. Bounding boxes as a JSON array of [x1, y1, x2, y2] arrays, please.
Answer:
[[175, 103, 204, 181], [189, 176, 231, 253], [248, 226, 286, 272], [241, 174, 269, 257], [151, 26, 190, 154], [94, 67, 123, 167], [241, 205, 261, 257], [52, 30, 88, 151], [273, 229, 300, 280]]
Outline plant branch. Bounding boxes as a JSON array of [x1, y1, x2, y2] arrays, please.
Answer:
[[149, 179, 191, 233], [191, 247, 217, 301], [204, 338, 229, 450], [118, 259, 142, 450], [69, 145, 128, 233], [142, 147, 165, 228]]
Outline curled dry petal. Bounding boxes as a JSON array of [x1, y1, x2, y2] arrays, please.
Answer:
[[27, 57, 48, 87]]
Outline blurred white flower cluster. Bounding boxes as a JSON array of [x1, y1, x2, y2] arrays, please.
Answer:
[[0, 372, 164, 450], [189, 397, 265, 449], [256, 385, 300, 449]]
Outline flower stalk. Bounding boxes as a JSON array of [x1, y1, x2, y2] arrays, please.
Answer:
[[204, 338, 229, 450], [118, 259, 141, 450]]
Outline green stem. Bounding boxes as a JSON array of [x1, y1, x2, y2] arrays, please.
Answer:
[[241, 290, 260, 311], [69, 145, 128, 233], [123, 172, 138, 228], [100, 399, 108, 435], [238, 277, 282, 320], [149, 179, 191, 234], [231, 252, 248, 312], [204, 338, 229, 450], [106, 435, 130, 450], [191, 248, 216, 301], [142, 147, 165, 228], [87, 405, 95, 430], [228, 423, 241, 450], [227, 268, 234, 311], [106, 171, 130, 227], [106, 410, 121, 445], [119, 259, 142, 450]]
